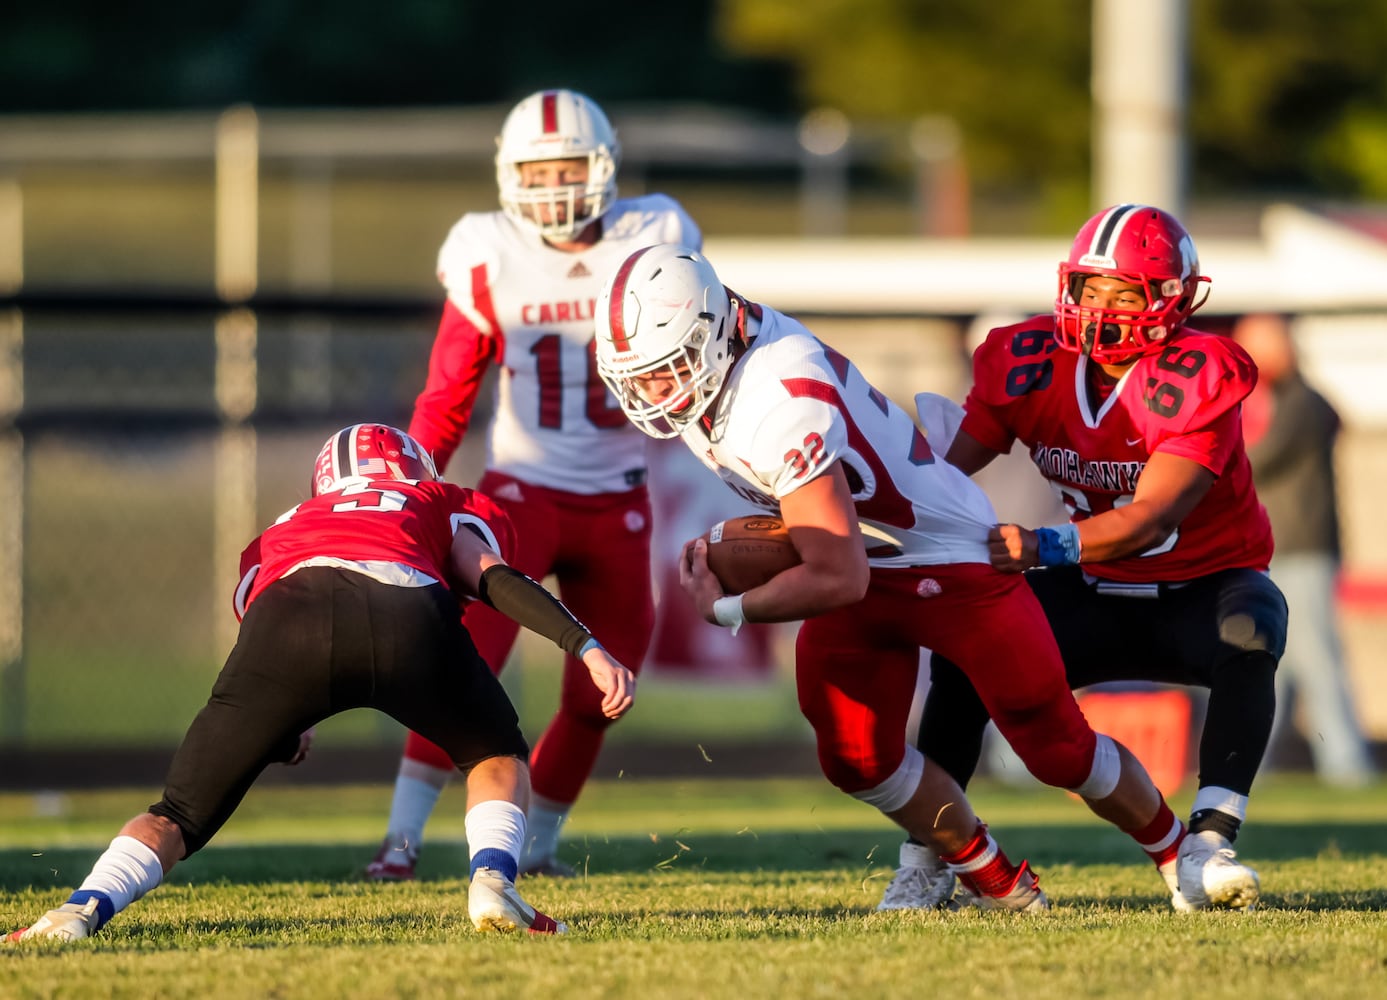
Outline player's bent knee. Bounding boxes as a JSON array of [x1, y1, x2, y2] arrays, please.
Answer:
[[1007, 731, 1094, 789], [1068, 733, 1121, 799], [1216, 571, 1289, 658], [830, 746, 924, 813]]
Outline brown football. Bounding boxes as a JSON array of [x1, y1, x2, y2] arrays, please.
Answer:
[[702, 515, 801, 594]]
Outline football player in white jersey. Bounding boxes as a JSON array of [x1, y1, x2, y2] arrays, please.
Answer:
[[366, 90, 701, 880], [594, 244, 1193, 911]]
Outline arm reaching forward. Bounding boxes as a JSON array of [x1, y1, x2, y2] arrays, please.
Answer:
[[448, 524, 635, 719]]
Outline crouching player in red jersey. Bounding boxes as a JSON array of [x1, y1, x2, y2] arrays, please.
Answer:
[[595, 244, 1193, 912], [887, 205, 1286, 912], [7, 425, 634, 943]]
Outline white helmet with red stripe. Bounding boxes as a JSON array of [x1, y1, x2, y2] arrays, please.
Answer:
[[594, 244, 736, 440], [312, 424, 440, 496], [1055, 204, 1211, 364], [495, 89, 620, 241]]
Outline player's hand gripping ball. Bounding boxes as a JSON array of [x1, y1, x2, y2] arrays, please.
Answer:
[[701, 516, 801, 594]]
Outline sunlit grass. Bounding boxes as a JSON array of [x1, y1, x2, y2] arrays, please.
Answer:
[[2, 777, 1384, 999]]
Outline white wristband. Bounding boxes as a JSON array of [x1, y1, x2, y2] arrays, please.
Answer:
[[712, 594, 746, 636]]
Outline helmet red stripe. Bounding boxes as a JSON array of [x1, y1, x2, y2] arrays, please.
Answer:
[[540, 91, 559, 134], [606, 245, 655, 353]]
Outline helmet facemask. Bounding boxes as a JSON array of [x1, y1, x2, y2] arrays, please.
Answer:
[[1055, 267, 1208, 364], [497, 153, 616, 241], [495, 90, 620, 242], [595, 244, 736, 440], [602, 315, 729, 439], [1053, 204, 1211, 365]]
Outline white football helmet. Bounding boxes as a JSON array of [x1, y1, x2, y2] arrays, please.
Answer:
[[594, 244, 737, 439], [495, 89, 620, 241]]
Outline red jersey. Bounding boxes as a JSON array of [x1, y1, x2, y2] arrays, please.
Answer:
[[234, 480, 515, 619], [961, 316, 1274, 583]]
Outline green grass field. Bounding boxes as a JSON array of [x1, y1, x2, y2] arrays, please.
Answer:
[[2, 777, 1385, 999]]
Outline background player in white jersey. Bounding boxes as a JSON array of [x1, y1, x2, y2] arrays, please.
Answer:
[[9, 425, 634, 943], [367, 90, 701, 880], [594, 244, 1191, 911]]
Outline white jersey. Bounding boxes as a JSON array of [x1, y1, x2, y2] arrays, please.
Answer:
[[680, 307, 996, 567], [437, 194, 702, 493]]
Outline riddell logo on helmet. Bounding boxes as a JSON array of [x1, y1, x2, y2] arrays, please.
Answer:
[[1078, 253, 1118, 268]]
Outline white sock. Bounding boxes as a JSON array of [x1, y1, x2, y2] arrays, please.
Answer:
[[1191, 785, 1248, 823], [521, 796, 571, 865], [385, 774, 445, 849], [465, 800, 526, 881], [74, 835, 163, 920]]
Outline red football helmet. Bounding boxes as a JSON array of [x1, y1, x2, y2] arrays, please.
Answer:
[[1054, 204, 1211, 364], [312, 424, 440, 496]]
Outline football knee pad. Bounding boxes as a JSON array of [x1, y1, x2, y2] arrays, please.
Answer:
[[844, 746, 925, 813], [1069, 733, 1121, 799]]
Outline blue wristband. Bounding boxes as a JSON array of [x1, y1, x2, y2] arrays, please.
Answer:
[[577, 637, 603, 658], [1034, 524, 1082, 566]]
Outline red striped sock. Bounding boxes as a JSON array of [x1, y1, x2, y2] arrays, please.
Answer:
[[940, 823, 1021, 897], [1126, 800, 1186, 869]]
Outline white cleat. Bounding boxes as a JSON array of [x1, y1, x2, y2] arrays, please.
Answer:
[[6, 898, 101, 943], [468, 867, 567, 935], [1158, 856, 1195, 913], [876, 841, 958, 911], [1176, 830, 1260, 911]]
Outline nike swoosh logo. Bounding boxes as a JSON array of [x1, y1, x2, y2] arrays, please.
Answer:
[[1126, 437, 1144, 446]]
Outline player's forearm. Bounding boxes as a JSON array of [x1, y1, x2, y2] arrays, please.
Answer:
[[476, 565, 596, 658], [1073, 502, 1180, 563], [740, 560, 869, 623]]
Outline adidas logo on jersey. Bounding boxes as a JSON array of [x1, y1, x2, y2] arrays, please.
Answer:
[[566, 261, 592, 279]]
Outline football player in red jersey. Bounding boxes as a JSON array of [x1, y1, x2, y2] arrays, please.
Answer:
[[595, 243, 1196, 913], [892, 205, 1287, 912], [7, 425, 634, 943], [366, 89, 701, 881]]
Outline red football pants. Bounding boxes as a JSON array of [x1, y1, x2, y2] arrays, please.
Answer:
[[796, 563, 1097, 794]]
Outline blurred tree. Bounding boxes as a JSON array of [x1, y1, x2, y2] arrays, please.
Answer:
[[6, 0, 1387, 208], [718, 0, 1093, 227], [720, 0, 1387, 216], [1189, 0, 1387, 198], [0, 0, 792, 112]]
